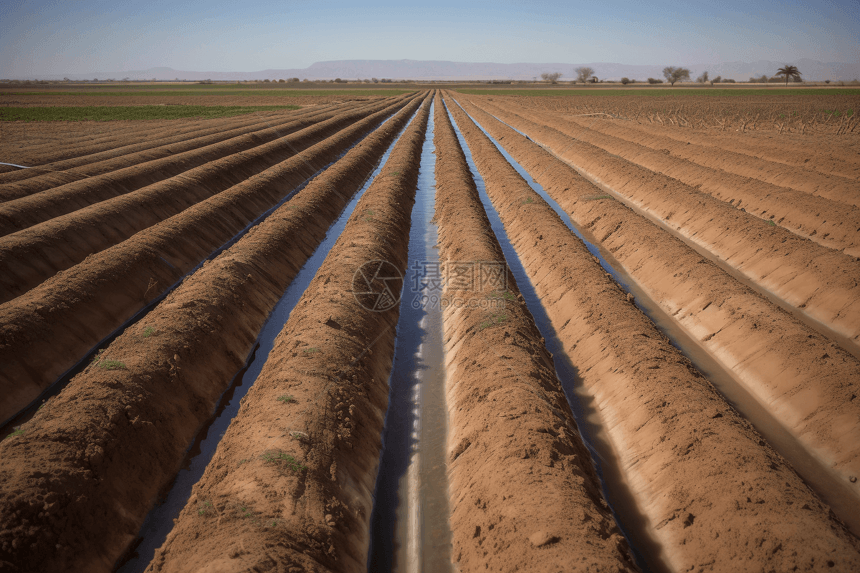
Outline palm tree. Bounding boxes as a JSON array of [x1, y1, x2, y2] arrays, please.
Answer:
[[775, 65, 802, 86]]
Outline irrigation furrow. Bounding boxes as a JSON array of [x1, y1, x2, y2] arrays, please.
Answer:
[[460, 97, 860, 347], [142, 96, 432, 573], [0, 96, 416, 304], [0, 94, 429, 573], [498, 102, 860, 251], [0, 96, 419, 425], [444, 92, 860, 573], [592, 117, 860, 181], [457, 94, 860, 512], [0, 98, 393, 235], [562, 113, 860, 206], [0, 115, 258, 176], [0, 105, 341, 199], [0, 106, 323, 170], [367, 96, 451, 573], [432, 94, 639, 572], [473, 98, 860, 251]]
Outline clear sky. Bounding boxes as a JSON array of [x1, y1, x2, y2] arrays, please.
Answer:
[[1, 0, 857, 76]]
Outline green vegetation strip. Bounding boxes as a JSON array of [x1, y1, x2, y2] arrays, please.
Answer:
[[0, 104, 301, 122], [455, 88, 860, 97], [1, 89, 413, 97]]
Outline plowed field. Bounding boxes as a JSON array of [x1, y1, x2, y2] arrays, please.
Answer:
[[1, 87, 859, 573]]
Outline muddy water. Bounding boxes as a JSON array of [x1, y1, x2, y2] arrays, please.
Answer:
[[368, 100, 453, 573], [454, 100, 860, 538], [114, 107, 419, 573], [443, 100, 665, 573]]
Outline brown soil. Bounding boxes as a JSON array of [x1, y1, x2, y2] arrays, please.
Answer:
[[0, 106, 335, 199], [462, 96, 860, 346], [144, 95, 432, 573], [0, 94, 386, 108], [560, 111, 860, 180], [0, 96, 416, 424], [433, 93, 637, 572], [445, 91, 860, 572], [522, 109, 860, 252], [0, 100, 388, 234], [455, 95, 860, 515], [0, 97, 413, 304], [0, 94, 428, 573], [494, 91, 860, 136], [563, 115, 860, 204], [0, 109, 321, 175]]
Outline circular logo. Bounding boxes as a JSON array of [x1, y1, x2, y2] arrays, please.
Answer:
[[352, 260, 403, 312]]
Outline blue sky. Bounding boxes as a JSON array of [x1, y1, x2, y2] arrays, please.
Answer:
[[1, 0, 857, 76]]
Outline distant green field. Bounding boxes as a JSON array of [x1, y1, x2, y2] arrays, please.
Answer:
[[455, 88, 860, 97], [0, 104, 301, 122], [1, 89, 413, 97]]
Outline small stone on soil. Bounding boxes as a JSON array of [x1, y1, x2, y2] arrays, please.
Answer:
[[529, 531, 558, 547]]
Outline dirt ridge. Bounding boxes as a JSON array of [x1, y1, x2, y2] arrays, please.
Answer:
[[0, 106, 335, 200], [445, 91, 860, 573], [456, 95, 860, 517], [461, 96, 860, 346], [0, 96, 414, 424], [434, 93, 637, 572], [0, 96, 414, 304], [0, 93, 428, 573], [144, 94, 431, 573], [0, 99, 390, 234]]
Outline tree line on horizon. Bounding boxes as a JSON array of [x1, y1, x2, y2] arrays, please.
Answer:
[[537, 64, 805, 86]]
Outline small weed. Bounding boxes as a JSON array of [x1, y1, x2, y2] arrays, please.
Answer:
[[478, 311, 508, 331], [237, 458, 250, 466], [91, 349, 105, 362], [142, 326, 155, 338], [488, 290, 517, 301], [98, 359, 127, 371], [522, 197, 534, 204], [584, 194, 612, 201], [277, 395, 296, 404], [290, 431, 309, 442], [4, 428, 24, 439], [261, 451, 307, 472], [389, 171, 401, 176], [198, 500, 213, 516], [303, 347, 320, 354], [363, 209, 375, 222], [767, 220, 776, 227]]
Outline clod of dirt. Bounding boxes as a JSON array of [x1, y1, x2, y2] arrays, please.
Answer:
[[528, 531, 558, 547]]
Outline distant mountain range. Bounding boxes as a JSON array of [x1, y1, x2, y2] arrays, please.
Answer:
[[15, 59, 860, 82]]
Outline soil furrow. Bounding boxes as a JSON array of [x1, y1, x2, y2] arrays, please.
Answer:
[[0, 108, 321, 171], [461, 97, 860, 346], [455, 94, 860, 529], [0, 97, 416, 425], [143, 95, 432, 573], [590, 117, 860, 181], [561, 113, 860, 207], [0, 94, 428, 573], [507, 106, 860, 250], [434, 94, 638, 572], [0, 117, 245, 173], [475, 99, 860, 252], [0, 107, 341, 188], [0, 106, 337, 199], [0, 96, 414, 304], [445, 92, 860, 573], [0, 99, 391, 235]]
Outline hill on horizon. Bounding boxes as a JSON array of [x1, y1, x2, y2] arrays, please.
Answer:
[[11, 58, 860, 82]]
